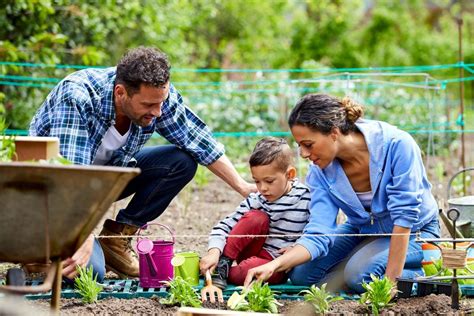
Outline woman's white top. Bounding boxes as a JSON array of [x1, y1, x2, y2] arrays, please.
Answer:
[[356, 190, 373, 210]]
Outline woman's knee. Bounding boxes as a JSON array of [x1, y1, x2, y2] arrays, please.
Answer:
[[344, 261, 385, 293], [289, 264, 324, 286]]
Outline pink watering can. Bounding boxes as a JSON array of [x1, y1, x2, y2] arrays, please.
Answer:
[[136, 223, 174, 288]]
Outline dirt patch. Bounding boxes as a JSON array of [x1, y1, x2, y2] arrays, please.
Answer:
[[2, 153, 474, 314], [20, 294, 473, 315]]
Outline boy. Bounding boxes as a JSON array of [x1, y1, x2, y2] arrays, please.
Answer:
[[200, 137, 310, 288]]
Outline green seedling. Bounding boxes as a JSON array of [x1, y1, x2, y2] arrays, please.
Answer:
[[228, 281, 281, 314], [160, 276, 202, 307], [299, 283, 343, 314], [359, 274, 396, 316], [74, 265, 103, 304], [0, 118, 15, 162]]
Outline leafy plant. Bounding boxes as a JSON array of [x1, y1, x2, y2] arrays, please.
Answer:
[[37, 156, 73, 165], [74, 265, 103, 304], [160, 276, 202, 308], [359, 274, 396, 316], [0, 117, 16, 162], [299, 283, 343, 314], [228, 281, 281, 313]]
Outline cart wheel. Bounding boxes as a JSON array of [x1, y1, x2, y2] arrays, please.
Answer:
[[6, 268, 26, 286]]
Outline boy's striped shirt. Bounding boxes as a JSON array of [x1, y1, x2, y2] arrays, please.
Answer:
[[208, 179, 310, 258]]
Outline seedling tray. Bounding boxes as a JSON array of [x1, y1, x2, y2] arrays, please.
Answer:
[[24, 278, 360, 301], [397, 278, 474, 298]]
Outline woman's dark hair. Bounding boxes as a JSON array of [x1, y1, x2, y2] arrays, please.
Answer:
[[288, 94, 364, 135], [249, 137, 294, 172], [116, 46, 170, 96]]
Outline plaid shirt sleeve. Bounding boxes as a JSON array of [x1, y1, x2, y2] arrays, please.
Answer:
[[29, 80, 94, 165], [155, 84, 224, 165]]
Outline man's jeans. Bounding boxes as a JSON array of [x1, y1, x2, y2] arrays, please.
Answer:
[[87, 145, 198, 282], [289, 218, 440, 293]]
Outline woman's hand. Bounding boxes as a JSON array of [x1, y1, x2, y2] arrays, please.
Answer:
[[244, 245, 312, 287], [243, 260, 280, 287], [200, 248, 221, 275], [62, 234, 95, 279]]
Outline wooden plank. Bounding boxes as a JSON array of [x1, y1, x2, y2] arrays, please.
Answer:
[[12, 136, 59, 161]]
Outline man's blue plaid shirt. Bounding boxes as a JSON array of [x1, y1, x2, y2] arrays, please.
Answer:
[[29, 67, 224, 167]]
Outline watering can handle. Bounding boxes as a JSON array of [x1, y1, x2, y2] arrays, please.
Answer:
[[137, 223, 175, 244], [447, 167, 474, 200]]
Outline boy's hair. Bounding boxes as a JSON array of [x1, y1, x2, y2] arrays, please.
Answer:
[[249, 137, 294, 172]]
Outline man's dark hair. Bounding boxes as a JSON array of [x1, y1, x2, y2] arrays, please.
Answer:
[[116, 46, 170, 95], [249, 137, 294, 172]]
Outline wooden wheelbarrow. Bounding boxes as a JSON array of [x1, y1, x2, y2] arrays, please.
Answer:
[[0, 162, 140, 311]]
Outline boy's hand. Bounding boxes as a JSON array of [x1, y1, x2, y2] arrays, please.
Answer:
[[200, 248, 221, 275]]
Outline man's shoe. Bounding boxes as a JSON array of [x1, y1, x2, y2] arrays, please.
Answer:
[[99, 219, 140, 278], [212, 255, 233, 289]]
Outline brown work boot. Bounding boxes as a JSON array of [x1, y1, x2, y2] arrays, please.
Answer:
[[99, 219, 140, 278]]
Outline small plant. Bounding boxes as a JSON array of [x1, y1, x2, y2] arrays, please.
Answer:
[[160, 276, 202, 307], [299, 283, 343, 314], [74, 265, 103, 304], [359, 274, 396, 316], [228, 281, 281, 313], [0, 117, 15, 162]]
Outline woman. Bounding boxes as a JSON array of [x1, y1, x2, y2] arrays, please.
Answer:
[[244, 93, 439, 293]]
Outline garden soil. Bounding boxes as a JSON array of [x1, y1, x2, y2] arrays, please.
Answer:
[[2, 152, 474, 315]]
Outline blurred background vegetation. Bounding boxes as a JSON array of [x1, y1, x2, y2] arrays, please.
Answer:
[[0, 0, 473, 179]]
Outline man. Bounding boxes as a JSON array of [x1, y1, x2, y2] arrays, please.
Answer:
[[29, 47, 255, 280]]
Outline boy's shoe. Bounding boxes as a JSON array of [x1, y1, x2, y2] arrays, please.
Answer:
[[212, 255, 233, 289]]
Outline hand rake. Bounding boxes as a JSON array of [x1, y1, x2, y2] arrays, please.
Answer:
[[201, 269, 224, 303]]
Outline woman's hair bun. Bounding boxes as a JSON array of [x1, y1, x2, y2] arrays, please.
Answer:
[[341, 96, 363, 123]]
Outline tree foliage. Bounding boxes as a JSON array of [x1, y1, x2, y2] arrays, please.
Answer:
[[0, 0, 472, 142]]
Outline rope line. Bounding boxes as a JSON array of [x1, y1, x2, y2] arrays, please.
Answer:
[[94, 232, 422, 239], [5, 129, 474, 137], [0, 61, 471, 72]]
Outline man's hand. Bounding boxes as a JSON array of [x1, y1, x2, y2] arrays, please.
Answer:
[[239, 181, 257, 198], [62, 234, 95, 279], [200, 248, 221, 275], [206, 155, 257, 198], [243, 260, 279, 287]]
